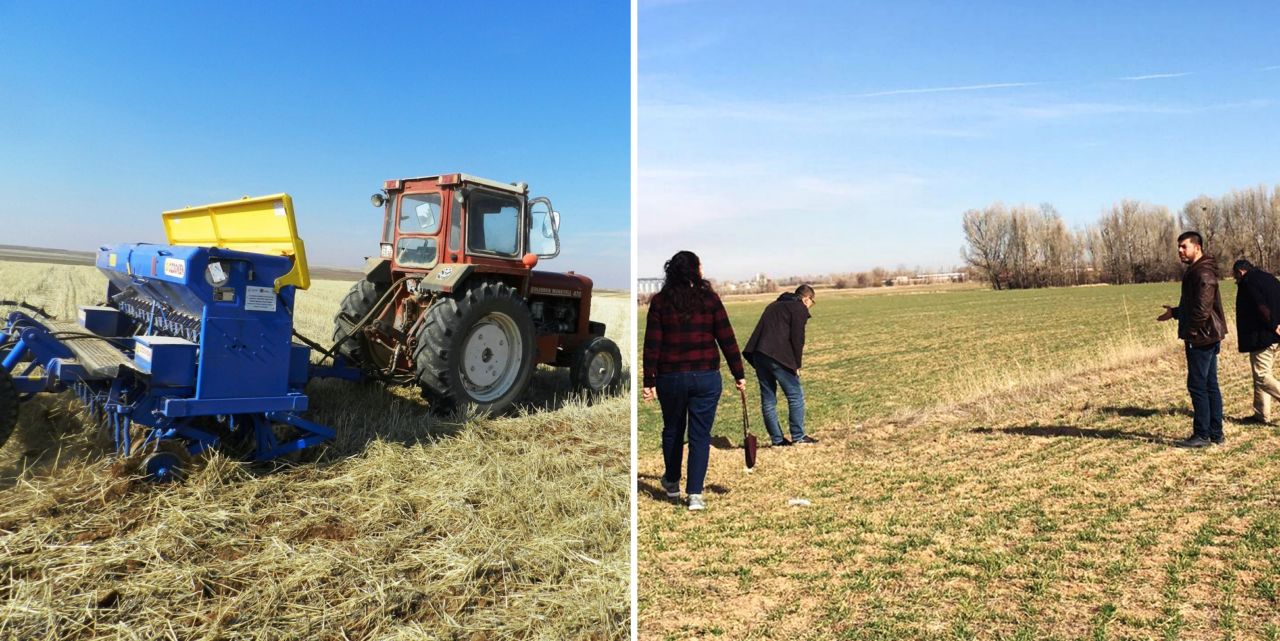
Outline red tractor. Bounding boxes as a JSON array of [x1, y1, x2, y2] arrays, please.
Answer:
[[332, 173, 622, 414]]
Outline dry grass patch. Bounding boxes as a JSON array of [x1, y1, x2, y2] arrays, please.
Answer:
[[0, 261, 630, 640]]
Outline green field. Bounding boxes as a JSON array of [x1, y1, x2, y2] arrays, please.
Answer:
[[640, 283, 1181, 443], [638, 283, 1280, 640]]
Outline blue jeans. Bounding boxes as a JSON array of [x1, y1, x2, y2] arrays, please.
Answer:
[[656, 370, 722, 495], [753, 353, 805, 444], [1186, 341, 1224, 440]]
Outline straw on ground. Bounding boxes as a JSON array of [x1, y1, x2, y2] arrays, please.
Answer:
[[0, 261, 631, 641]]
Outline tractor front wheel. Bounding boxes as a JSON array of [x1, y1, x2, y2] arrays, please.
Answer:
[[0, 368, 18, 450], [332, 279, 388, 369], [414, 281, 536, 415], [569, 335, 622, 395]]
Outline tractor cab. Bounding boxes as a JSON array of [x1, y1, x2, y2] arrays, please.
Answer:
[[370, 174, 560, 278]]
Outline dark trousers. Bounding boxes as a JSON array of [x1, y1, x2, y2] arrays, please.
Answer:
[[656, 370, 722, 495], [752, 353, 806, 444], [1185, 341, 1224, 440]]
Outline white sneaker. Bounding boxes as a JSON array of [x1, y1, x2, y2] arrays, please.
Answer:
[[687, 494, 705, 511], [661, 478, 680, 498]]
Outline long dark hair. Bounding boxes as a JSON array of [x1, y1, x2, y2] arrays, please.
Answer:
[[660, 250, 714, 318]]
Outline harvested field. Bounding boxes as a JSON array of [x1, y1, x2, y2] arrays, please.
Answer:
[[0, 261, 631, 641], [638, 282, 1280, 639]]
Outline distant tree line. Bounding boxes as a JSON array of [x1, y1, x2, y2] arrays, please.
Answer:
[[780, 269, 905, 289], [779, 266, 964, 290], [961, 183, 1280, 290]]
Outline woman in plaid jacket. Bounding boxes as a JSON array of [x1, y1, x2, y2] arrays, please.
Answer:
[[642, 250, 746, 511]]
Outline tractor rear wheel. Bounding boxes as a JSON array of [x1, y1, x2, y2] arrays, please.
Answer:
[[569, 335, 622, 395], [414, 281, 536, 415], [0, 368, 18, 449], [332, 279, 388, 368]]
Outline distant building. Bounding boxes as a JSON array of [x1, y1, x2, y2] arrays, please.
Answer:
[[887, 272, 967, 286], [640, 273, 777, 296], [723, 273, 774, 294], [637, 277, 663, 295]]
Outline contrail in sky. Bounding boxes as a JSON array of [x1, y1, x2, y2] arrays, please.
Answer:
[[1118, 72, 1191, 81], [858, 82, 1040, 97]]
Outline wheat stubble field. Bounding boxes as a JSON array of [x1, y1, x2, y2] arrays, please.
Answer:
[[638, 283, 1280, 640], [0, 261, 631, 641]]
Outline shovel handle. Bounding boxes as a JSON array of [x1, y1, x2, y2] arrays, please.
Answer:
[[740, 386, 749, 441]]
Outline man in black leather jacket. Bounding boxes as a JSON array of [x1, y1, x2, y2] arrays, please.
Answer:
[[1158, 231, 1227, 448]]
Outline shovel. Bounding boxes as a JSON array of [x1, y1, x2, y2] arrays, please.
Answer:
[[741, 387, 758, 470]]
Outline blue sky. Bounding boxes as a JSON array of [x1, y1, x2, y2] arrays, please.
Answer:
[[639, 0, 1280, 280], [0, 1, 630, 288]]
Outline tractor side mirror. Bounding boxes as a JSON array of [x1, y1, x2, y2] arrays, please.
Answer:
[[527, 197, 560, 259]]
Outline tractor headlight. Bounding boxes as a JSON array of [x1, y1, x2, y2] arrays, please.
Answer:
[[371, 192, 387, 207]]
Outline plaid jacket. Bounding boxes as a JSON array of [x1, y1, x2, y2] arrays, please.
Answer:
[[643, 290, 745, 387]]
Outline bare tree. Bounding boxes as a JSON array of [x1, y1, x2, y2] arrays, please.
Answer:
[[960, 183, 1280, 289], [961, 204, 1012, 289]]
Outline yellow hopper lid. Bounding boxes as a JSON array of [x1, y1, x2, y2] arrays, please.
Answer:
[[163, 193, 310, 291]]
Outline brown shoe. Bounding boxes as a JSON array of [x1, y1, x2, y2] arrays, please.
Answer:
[[1238, 414, 1271, 426]]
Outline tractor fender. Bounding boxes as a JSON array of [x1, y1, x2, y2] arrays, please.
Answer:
[[363, 257, 392, 284], [418, 263, 474, 294]]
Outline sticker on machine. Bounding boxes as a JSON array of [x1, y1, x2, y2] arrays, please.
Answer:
[[163, 258, 186, 278], [244, 286, 277, 312]]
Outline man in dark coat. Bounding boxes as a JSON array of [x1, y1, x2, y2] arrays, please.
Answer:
[[743, 284, 817, 446], [1158, 231, 1228, 448], [1231, 259, 1280, 424]]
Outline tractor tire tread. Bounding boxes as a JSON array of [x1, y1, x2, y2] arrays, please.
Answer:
[[414, 281, 535, 414], [569, 335, 623, 395], [332, 279, 386, 367]]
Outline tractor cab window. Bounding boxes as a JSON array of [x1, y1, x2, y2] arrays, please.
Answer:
[[395, 193, 442, 268], [399, 193, 443, 234], [466, 191, 520, 257], [396, 237, 438, 268]]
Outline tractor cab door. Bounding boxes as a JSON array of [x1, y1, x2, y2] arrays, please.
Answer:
[[393, 191, 445, 270], [527, 197, 560, 259]]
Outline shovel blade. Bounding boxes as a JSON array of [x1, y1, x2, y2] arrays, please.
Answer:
[[744, 433, 758, 469]]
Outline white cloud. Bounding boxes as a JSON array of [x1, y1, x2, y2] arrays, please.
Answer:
[[637, 61, 1276, 280], [1118, 72, 1192, 81]]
